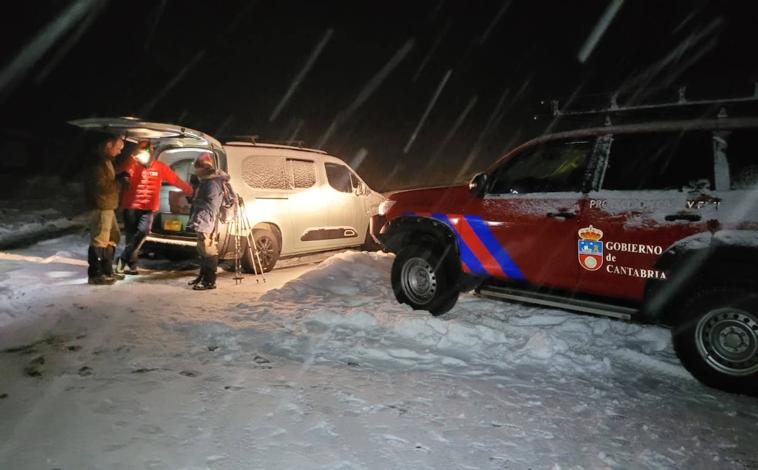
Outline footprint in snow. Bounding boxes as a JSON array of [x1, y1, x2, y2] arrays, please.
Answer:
[[24, 355, 45, 377]]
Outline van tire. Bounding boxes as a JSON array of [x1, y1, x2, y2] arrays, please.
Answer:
[[672, 286, 758, 396], [241, 228, 280, 273], [391, 244, 459, 316]]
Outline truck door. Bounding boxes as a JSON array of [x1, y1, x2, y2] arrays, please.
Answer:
[[576, 130, 715, 302], [466, 137, 597, 291]]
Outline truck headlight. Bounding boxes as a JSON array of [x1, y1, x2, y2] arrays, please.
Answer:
[[377, 200, 396, 216]]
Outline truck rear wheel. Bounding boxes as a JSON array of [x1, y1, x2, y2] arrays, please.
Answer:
[[391, 244, 459, 315], [672, 287, 758, 396]]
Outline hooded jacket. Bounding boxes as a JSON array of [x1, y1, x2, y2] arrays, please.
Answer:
[[188, 171, 230, 234], [118, 158, 193, 211]]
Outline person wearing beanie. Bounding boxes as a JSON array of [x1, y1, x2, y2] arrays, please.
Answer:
[[186, 152, 230, 290]]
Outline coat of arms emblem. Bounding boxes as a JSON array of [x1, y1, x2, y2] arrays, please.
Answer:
[[578, 225, 603, 271]]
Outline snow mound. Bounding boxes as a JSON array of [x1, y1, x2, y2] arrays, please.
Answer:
[[202, 251, 684, 382]]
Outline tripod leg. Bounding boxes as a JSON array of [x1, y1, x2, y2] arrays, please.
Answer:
[[242, 215, 266, 282], [237, 199, 266, 283], [232, 218, 243, 284], [239, 209, 262, 283]]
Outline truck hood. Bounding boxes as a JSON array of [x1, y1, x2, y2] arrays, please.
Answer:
[[386, 185, 473, 214]]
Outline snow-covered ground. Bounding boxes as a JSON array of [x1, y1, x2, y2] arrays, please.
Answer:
[[0, 234, 757, 469], [0, 177, 87, 250]]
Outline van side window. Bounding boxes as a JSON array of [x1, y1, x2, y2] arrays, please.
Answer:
[[288, 159, 316, 189], [242, 155, 288, 190], [725, 129, 758, 190], [602, 131, 713, 191], [325, 163, 352, 193], [488, 139, 593, 194]]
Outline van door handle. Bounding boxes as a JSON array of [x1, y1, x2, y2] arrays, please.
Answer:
[[546, 211, 576, 219], [664, 213, 702, 222]]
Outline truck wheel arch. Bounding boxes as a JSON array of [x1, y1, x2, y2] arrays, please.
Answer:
[[642, 231, 758, 324], [381, 216, 460, 255]]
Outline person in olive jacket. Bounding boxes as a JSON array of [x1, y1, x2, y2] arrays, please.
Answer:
[[82, 131, 126, 285]]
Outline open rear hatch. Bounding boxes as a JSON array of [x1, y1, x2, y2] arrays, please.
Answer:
[[68, 117, 225, 241]]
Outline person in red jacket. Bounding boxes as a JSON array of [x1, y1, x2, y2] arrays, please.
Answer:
[[115, 140, 193, 274]]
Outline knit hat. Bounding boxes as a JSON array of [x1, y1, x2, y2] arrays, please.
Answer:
[[194, 152, 214, 168]]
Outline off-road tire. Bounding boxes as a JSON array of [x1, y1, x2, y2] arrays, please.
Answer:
[[241, 229, 280, 273], [391, 244, 459, 316], [672, 286, 758, 396]]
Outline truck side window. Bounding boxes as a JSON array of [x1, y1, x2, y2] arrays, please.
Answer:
[[725, 129, 758, 190], [325, 163, 353, 193], [602, 131, 713, 191], [488, 139, 594, 194]]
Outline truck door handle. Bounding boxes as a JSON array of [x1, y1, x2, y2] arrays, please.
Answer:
[[546, 211, 576, 219], [664, 213, 702, 222]]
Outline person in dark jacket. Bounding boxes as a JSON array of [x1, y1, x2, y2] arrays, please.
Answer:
[[83, 131, 126, 285], [115, 140, 193, 275], [187, 152, 230, 290]]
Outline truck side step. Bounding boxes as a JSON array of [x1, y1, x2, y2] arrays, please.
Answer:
[[477, 285, 637, 320]]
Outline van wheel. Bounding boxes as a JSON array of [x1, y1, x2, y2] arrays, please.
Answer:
[[672, 287, 758, 396], [391, 244, 459, 316], [241, 229, 280, 273]]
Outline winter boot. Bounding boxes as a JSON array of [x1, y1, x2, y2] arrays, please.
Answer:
[[121, 231, 147, 275], [88, 246, 115, 285], [87, 246, 99, 279], [193, 256, 218, 290], [102, 246, 125, 281], [116, 256, 138, 275], [188, 260, 205, 286]]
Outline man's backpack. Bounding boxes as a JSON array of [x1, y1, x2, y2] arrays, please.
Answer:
[[218, 180, 238, 224]]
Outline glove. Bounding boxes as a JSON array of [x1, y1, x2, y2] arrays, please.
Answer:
[[116, 171, 130, 185]]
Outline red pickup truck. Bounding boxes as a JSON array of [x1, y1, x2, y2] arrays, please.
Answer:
[[374, 116, 758, 396]]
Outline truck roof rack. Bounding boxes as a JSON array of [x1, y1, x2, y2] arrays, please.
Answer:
[[546, 84, 758, 120]]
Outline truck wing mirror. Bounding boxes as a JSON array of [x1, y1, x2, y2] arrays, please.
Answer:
[[469, 172, 487, 198]]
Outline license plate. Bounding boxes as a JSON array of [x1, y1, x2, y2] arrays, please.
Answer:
[[164, 219, 182, 232]]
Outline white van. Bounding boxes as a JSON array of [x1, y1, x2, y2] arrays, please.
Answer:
[[70, 118, 385, 272]]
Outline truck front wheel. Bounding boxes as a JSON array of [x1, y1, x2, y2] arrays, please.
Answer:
[[672, 287, 758, 396], [391, 244, 459, 315]]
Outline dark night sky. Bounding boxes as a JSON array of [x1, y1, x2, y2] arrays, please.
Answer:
[[1, 0, 757, 190]]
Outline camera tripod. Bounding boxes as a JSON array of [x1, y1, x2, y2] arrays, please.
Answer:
[[227, 197, 267, 285]]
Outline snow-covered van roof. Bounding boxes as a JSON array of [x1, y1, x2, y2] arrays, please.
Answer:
[[223, 140, 327, 155]]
